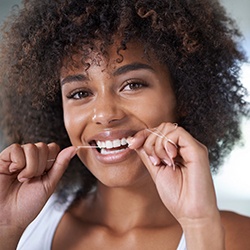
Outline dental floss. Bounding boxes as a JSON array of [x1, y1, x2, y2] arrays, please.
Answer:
[[127, 115, 179, 169], [145, 127, 178, 170], [46, 146, 99, 162], [146, 128, 178, 149], [77, 145, 99, 149]]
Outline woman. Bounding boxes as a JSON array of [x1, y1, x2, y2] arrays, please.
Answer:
[[0, 0, 250, 249]]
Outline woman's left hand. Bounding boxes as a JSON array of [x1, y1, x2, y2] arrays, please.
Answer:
[[128, 122, 219, 226]]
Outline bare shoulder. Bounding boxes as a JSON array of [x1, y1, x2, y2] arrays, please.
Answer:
[[220, 210, 250, 249]]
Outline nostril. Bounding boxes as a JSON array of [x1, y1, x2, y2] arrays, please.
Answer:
[[91, 106, 125, 125]]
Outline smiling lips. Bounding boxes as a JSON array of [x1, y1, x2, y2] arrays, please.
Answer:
[[95, 138, 129, 155]]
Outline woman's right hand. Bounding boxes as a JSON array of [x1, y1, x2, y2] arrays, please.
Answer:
[[0, 142, 77, 248]]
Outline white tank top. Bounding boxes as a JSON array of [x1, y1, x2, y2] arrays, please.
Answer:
[[17, 195, 186, 250]]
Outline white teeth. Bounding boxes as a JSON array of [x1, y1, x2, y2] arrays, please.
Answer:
[[113, 139, 121, 148], [121, 138, 127, 146], [96, 138, 128, 150], [106, 140, 113, 149]]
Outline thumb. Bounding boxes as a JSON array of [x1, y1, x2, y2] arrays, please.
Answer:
[[44, 146, 77, 193]]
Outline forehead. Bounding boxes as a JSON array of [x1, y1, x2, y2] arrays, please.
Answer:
[[60, 41, 154, 76]]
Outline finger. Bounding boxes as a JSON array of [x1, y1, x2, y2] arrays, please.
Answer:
[[32, 142, 60, 176], [45, 143, 60, 171], [136, 148, 158, 180], [34, 142, 51, 176], [127, 129, 152, 149], [128, 122, 178, 149], [135, 148, 165, 182], [150, 123, 179, 161], [0, 144, 26, 174], [128, 128, 164, 165], [136, 123, 178, 166], [164, 127, 209, 168], [153, 132, 175, 166], [159, 127, 184, 169], [141, 130, 164, 165], [17, 144, 39, 181], [128, 123, 179, 167], [163, 139, 178, 159], [42, 146, 77, 193]]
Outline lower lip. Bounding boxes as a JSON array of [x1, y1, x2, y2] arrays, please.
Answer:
[[93, 147, 135, 164]]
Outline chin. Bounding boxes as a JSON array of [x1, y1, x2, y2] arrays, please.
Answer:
[[92, 163, 150, 189]]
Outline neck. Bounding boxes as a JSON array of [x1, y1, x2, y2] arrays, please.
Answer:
[[88, 177, 177, 233]]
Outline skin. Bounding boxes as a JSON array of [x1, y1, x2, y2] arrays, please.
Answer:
[[59, 42, 223, 249], [0, 41, 250, 249], [61, 42, 177, 188]]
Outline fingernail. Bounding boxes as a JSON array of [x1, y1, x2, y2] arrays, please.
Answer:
[[9, 168, 18, 173], [170, 158, 176, 170], [164, 143, 171, 154], [67, 146, 78, 157], [18, 177, 29, 183], [71, 147, 78, 157], [163, 158, 172, 167], [126, 137, 134, 147], [173, 164, 176, 171], [149, 156, 158, 166]]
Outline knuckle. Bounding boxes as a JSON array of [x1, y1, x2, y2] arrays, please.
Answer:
[[36, 142, 50, 156], [201, 144, 209, 155], [49, 142, 60, 151], [194, 141, 209, 157], [9, 143, 22, 152], [35, 142, 48, 149], [158, 122, 166, 129], [24, 143, 37, 152], [174, 125, 182, 132], [143, 143, 154, 155]]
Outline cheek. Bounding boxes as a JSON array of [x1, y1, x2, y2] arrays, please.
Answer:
[[63, 106, 89, 144], [153, 88, 177, 122], [132, 93, 176, 127]]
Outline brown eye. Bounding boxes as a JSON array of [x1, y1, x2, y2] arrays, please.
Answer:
[[67, 90, 92, 100], [128, 83, 143, 89], [122, 80, 148, 91]]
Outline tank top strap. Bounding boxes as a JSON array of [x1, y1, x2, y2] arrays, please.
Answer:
[[176, 233, 187, 250]]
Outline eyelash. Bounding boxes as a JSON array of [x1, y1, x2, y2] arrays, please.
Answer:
[[66, 89, 92, 100], [122, 79, 148, 91], [66, 80, 148, 100]]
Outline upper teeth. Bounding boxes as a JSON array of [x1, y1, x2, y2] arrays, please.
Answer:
[[97, 138, 128, 149]]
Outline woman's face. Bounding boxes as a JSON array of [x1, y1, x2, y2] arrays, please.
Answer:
[[60, 42, 177, 187]]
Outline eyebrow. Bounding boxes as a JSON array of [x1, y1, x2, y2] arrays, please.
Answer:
[[61, 74, 88, 86], [61, 62, 155, 86], [113, 62, 155, 76]]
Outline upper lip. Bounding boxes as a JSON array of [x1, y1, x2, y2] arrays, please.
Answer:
[[87, 129, 138, 144]]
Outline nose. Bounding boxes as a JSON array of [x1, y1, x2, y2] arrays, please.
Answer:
[[91, 94, 125, 126]]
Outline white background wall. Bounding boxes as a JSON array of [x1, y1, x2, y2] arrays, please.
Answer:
[[214, 0, 250, 216], [1, 0, 250, 215]]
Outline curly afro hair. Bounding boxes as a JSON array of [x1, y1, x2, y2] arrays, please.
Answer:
[[0, 0, 249, 200]]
